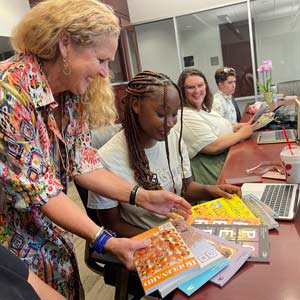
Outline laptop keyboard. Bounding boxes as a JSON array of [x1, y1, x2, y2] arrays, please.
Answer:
[[275, 130, 294, 140], [260, 184, 295, 217]]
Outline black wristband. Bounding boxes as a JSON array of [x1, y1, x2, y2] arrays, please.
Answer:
[[129, 184, 140, 205]]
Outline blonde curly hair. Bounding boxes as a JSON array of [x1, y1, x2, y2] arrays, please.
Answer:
[[11, 0, 120, 127]]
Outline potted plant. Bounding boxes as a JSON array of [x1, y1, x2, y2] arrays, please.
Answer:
[[257, 59, 273, 105]]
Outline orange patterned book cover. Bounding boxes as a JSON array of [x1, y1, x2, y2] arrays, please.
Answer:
[[191, 194, 259, 220], [132, 222, 201, 296]]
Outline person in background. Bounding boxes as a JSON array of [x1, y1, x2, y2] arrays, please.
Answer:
[[0, 1, 190, 299], [88, 71, 240, 237], [213, 67, 241, 124], [174, 68, 254, 185], [0, 245, 66, 300]]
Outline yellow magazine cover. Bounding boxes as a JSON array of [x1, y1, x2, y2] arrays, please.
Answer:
[[132, 222, 201, 296], [191, 194, 258, 219]]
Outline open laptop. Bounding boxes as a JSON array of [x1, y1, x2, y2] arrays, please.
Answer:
[[256, 99, 300, 144], [242, 183, 299, 220], [256, 128, 297, 144]]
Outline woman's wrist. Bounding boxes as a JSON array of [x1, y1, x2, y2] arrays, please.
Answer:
[[89, 226, 104, 247], [91, 228, 116, 253], [134, 187, 147, 208], [129, 184, 140, 205], [103, 236, 117, 253], [201, 184, 214, 200]]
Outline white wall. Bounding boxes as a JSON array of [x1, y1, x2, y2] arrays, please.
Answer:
[[255, 16, 300, 84], [128, 0, 244, 24], [179, 26, 223, 93], [0, 0, 30, 37], [136, 19, 181, 82]]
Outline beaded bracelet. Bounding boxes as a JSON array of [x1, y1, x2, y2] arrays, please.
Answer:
[[129, 184, 140, 206], [92, 229, 117, 254]]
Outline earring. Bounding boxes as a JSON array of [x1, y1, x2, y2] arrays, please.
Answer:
[[63, 56, 71, 76], [81, 95, 88, 104]]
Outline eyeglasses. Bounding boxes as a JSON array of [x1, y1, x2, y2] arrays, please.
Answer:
[[223, 67, 236, 73]]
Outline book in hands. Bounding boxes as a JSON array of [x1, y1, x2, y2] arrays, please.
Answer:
[[174, 220, 251, 289], [188, 226, 251, 288], [172, 219, 229, 295], [132, 222, 202, 297], [160, 238, 227, 297]]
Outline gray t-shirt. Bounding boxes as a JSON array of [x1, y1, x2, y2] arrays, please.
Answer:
[[88, 129, 191, 229]]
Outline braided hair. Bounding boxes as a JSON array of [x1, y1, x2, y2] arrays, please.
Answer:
[[122, 71, 185, 193]]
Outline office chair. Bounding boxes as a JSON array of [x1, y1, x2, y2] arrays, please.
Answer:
[[74, 182, 145, 300]]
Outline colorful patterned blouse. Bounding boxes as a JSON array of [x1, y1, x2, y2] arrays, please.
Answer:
[[0, 53, 103, 299]]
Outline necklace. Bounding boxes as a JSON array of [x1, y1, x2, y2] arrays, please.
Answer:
[[53, 100, 70, 175], [38, 56, 70, 176]]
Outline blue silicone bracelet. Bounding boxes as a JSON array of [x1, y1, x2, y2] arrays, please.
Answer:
[[92, 229, 116, 253]]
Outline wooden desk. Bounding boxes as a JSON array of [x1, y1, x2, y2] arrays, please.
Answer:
[[218, 98, 295, 184], [172, 102, 300, 300], [217, 135, 285, 184]]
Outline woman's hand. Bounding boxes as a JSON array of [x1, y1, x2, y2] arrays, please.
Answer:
[[233, 122, 254, 140], [233, 121, 254, 132], [204, 184, 241, 199], [232, 122, 244, 131], [104, 237, 150, 270], [135, 189, 192, 219]]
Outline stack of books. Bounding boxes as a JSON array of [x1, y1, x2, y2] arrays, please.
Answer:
[[132, 193, 277, 297], [132, 222, 228, 298], [189, 193, 277, 262], [173, 219, 252, 295]]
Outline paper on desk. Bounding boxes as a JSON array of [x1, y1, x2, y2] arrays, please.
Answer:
[[262, 171, 286, 180]]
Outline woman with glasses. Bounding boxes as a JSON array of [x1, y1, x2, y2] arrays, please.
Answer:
[[174, 68, 254, 185], [213, 67, 241, 124]]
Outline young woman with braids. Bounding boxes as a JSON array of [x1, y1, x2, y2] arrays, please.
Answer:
[[88, 71, 240, 237]]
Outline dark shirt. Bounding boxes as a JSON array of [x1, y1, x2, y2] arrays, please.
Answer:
[[0, 245, 38, 300], [232, 97, 241, 122]]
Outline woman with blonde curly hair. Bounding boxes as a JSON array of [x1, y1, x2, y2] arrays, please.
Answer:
[[0, 0, 191, 299]]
